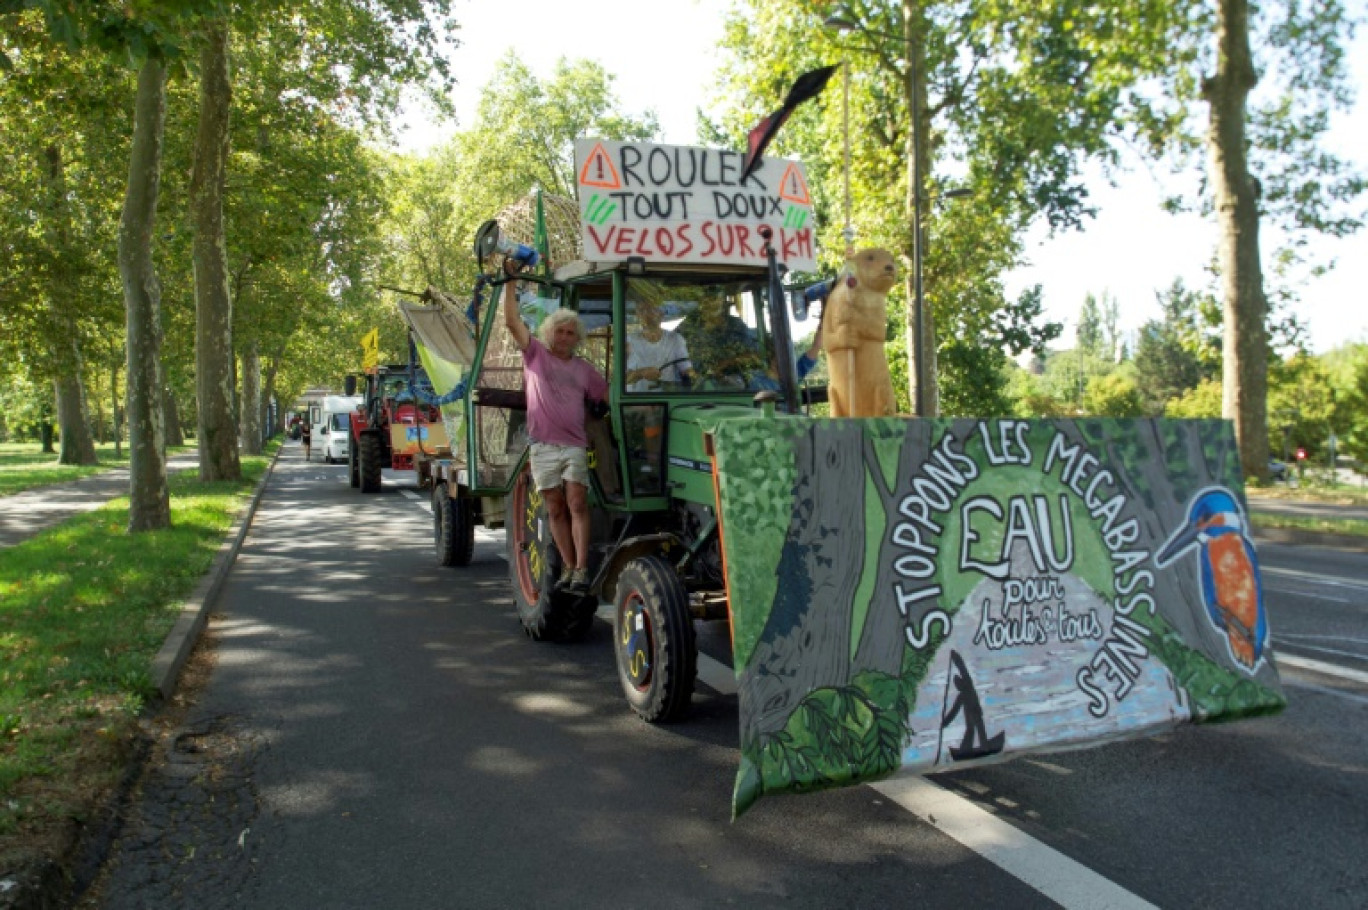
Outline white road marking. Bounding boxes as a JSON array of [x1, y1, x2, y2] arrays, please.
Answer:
[[1277, 653, 1368, 685], [1284, 681, 1368, 708], [1274, 640, 1368, 662], [695, 654, 1154, 910], [1263, 584, 1354, 604], [1261, 566, 1368, 592], [871, 776, 1157, 910], [400, 489, 421, 501], [1278, 632, 1368, 646]]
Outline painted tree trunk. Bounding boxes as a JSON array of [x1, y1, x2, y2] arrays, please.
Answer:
[[745, 421, 865, 734], [1204, 0, 1269, 480], [192, 20, 241, 481], [118, 56, 170, 532], [239, 341, 262, 455], [853, 419, 942, 673], [42, 144, 97, 465]]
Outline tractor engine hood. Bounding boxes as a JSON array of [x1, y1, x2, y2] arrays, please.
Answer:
[[662, 402, 791, 506], [668, 402, 776, 433]]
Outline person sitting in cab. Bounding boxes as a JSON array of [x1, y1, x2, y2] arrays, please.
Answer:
[[677, 290, 767, 388], [626, 283, 693, 392]]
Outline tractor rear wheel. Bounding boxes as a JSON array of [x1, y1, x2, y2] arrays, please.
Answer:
[[348, 437, 360, 488], [433, 484, 474, 567], [359, 433, 383, 493], [505, 465, 595, 642], [613, 555, 697, 723]]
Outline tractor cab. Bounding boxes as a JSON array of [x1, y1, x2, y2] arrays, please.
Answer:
[[460, 260, 818, 515]]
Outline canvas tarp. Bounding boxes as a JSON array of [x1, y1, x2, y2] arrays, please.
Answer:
[[398, 297, 476, 452], [399, 298, 476, 368]]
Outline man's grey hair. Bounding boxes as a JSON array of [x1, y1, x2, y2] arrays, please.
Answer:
[[537, 308, 585, 349]]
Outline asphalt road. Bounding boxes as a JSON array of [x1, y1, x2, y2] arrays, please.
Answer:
[[85, 445, 1368, 909]]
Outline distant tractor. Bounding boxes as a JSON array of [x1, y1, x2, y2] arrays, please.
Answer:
[[345, 364, 449, 493]]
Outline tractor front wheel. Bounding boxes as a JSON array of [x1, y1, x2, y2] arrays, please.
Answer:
[[505, 465, 595, 642], [348, 437, 360, 488], [433, 484, 475, 567], [359, 433, 383, 493], [613, 555, 696, 723]]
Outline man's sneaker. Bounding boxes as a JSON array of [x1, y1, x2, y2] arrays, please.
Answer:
[[566, 566, 590, 593], [554, 564, 575, 590]]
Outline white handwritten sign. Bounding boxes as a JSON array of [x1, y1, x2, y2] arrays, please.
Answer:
[[573, 139, 817, 271]]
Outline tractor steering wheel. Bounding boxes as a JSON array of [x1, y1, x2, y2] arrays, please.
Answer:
[[634, 357, 694, 388]]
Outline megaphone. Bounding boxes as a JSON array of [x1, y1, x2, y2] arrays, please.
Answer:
[[791, 278, 834, 321], [474, 219, 540, 275]]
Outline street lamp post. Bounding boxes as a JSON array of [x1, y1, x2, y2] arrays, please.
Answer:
[[841, 59, 855, 250], [905, 6, 928, 417]]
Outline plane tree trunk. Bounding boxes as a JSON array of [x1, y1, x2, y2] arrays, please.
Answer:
[[239, 341, 263, 455], [119, 56, 171, 532], [41, 144, 98, 465], [191, 19, 241, 480], [1204, 0, 1269, 481]]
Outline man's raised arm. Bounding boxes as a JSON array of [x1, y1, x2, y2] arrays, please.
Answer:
[[502, 266, 531, 351]]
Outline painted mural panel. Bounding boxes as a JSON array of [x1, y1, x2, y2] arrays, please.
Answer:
[[710, 417, 1286, 818]]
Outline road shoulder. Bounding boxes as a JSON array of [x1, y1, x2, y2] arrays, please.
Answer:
[[0, 448, 280, 910]]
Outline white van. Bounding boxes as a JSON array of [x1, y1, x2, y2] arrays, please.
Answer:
[[313, 395, 363, 464]]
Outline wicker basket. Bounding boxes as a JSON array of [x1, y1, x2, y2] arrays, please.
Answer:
[[493, 190, 583, 271]]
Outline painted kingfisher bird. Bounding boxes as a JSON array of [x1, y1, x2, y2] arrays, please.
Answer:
[[1156, 488, 1268, 671]]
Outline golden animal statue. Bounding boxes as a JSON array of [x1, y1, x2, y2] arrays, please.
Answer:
[[822, 248, 899, 418]]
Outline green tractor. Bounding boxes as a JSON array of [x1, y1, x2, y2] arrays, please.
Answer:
[[422, 219, 820, 724], [413, 146, 1288, 814]]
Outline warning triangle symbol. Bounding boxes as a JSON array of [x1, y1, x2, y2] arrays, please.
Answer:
[[578, 143, 622, 190], [777, 163, 811, 205]]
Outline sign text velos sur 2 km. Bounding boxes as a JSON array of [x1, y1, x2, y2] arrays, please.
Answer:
[[574, 139, 818, 272]]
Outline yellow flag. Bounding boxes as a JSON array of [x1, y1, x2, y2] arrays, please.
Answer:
[[361, 328, 379, 369]]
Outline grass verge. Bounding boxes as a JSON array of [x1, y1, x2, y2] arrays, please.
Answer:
[[0, 447, 273, 878], [1250, 512, 1368, 539], [1245, 476, 1368, 505], [0, 443, 194, 498]]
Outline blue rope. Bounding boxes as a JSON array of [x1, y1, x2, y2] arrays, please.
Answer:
[[467, 276, 485, 324], [407, 378, 468, 406]]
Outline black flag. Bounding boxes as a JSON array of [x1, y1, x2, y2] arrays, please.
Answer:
[[740, 64, 839, 182]]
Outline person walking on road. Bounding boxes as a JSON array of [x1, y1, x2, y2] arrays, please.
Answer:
[[502, 261, 608, 593], [300, 420, 312, 461]]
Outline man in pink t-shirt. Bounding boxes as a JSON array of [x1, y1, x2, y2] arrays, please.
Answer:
[[503, 268, 608, 593]]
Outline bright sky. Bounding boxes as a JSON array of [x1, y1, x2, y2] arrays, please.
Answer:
[[402, 0, 1368, 355]]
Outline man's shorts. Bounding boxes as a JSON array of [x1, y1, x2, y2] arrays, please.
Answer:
[[529, 442, 590, 491]]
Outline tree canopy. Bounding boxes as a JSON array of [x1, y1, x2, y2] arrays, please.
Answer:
[[2, 1, 1364, 486]]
